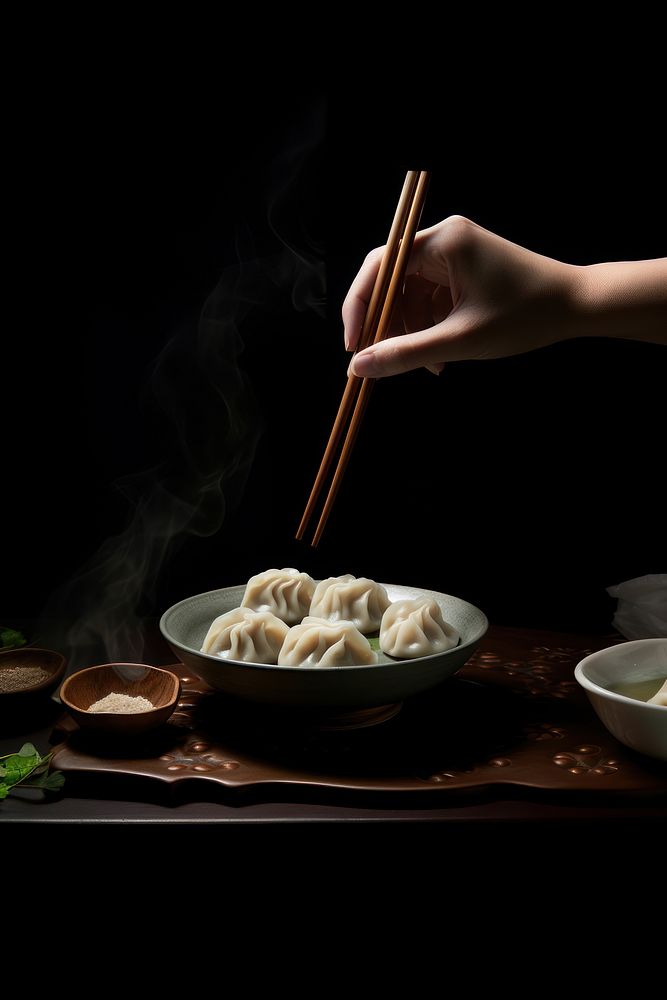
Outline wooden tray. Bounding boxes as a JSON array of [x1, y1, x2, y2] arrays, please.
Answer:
[[50, 628, 667, 800]]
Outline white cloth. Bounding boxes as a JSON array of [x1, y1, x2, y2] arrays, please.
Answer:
[[607, 574, 667, 639]]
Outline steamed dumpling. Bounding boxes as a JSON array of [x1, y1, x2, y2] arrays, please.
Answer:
[[278, 617, 378, 667], [241, 568, 315, 625], [201, 608, 288, 664], [647, 679, 667, 706], [309, 575, 390, 633], [380, 598, 459, 659]]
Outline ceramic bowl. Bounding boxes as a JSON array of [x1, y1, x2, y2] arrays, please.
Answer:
[[60, 663, 181, 736], [160, 584, 488, 710], [575, 638, 667, 762], [0, 647, 66, 705]]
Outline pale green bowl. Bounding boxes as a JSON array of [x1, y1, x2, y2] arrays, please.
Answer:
[[160, 583, 488, 710]]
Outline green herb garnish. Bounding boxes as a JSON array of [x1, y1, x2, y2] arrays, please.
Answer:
[[0, 627, 27, 651], [367, 636, 381, 652], [0, 743, 65, 800]]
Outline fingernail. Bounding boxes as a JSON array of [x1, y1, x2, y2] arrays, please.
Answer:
[[344, 331, 351, 351], [350, 353, 378, 378]]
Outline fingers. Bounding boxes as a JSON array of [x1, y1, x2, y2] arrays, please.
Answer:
[[401, 274, 452, 334], [349, 315, 473, 378], [342, 225, 454, 351], [400, 275, 451, 377], [342, 248, 383, 351], [342, 216, 476, 353]]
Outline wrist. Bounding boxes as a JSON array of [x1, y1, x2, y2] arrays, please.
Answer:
[[563, 263, 603, 339], [564, 259, 667, 344], [546, 262, 590, 342]]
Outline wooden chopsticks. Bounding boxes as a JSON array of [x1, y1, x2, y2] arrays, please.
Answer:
[[296, 169, 431, 547]]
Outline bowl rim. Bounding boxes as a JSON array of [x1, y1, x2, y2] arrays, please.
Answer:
[[60, 662, 181, 716], [574, 638, 667, 711], [0, 646, 67, 697], [160, 583, 489, 673]]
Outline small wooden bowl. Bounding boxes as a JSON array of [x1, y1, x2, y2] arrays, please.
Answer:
[[0, 647, 67, 704], [60, 663, 180, 736]]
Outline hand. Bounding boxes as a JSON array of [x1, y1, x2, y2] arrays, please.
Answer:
[[344, 216, 577, 378]]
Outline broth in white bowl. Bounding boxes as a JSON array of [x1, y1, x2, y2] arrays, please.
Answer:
[[575, 639, 667, 761]]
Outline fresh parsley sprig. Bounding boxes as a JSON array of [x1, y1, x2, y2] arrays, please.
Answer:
[[0, 743, 65, 800], [0, 627, 27, 651]]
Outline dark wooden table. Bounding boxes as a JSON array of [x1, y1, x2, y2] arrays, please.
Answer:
[[2, 626, 666, 828]]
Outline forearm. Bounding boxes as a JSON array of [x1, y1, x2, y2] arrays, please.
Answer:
[[568, 259, 667, 345]]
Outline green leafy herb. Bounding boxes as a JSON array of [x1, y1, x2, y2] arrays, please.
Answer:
[[25, 771, 66, 792], [0, 627, 27, 651], [0, 742, 65, 801], [367, 636, 381, 652]]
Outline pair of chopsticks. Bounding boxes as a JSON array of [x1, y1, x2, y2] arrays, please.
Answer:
[[296, 169, 431, 547]]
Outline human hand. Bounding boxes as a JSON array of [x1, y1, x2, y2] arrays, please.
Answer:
[[344, 216, 577, 378]]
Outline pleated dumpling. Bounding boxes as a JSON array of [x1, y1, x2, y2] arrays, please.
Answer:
[[241, 568, 315, 625], [278, 617, 378, 667], [309, 574, 390, 633], [380, 598, 459, 659], [647, 679, 667, 706], [201, 607, 289, 664]]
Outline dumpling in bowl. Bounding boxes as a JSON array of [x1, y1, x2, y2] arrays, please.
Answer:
[[201, 608, 288, 664], [241, 568, 315, 625], [647, 679, 667, 706], [309, 575, 390, 633], [380, 598, 459, 659], [278, 617, 378, 667]]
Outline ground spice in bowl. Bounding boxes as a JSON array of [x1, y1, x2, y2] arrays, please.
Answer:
[[0, 665, 51, 692], [87, 693, 155, 714], [59, 663, 179, 734]]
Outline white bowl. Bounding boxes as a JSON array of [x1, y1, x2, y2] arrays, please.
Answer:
[[160, 583, 488, 710], [575, 639, 667, 762]]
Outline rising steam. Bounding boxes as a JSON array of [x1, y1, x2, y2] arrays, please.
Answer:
[[41, 103, 325, 667]]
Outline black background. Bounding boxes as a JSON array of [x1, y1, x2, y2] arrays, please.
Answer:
[[4, 88, 666, 645]]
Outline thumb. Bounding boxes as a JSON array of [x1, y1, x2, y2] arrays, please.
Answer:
[[349, 316, 470, 378]]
